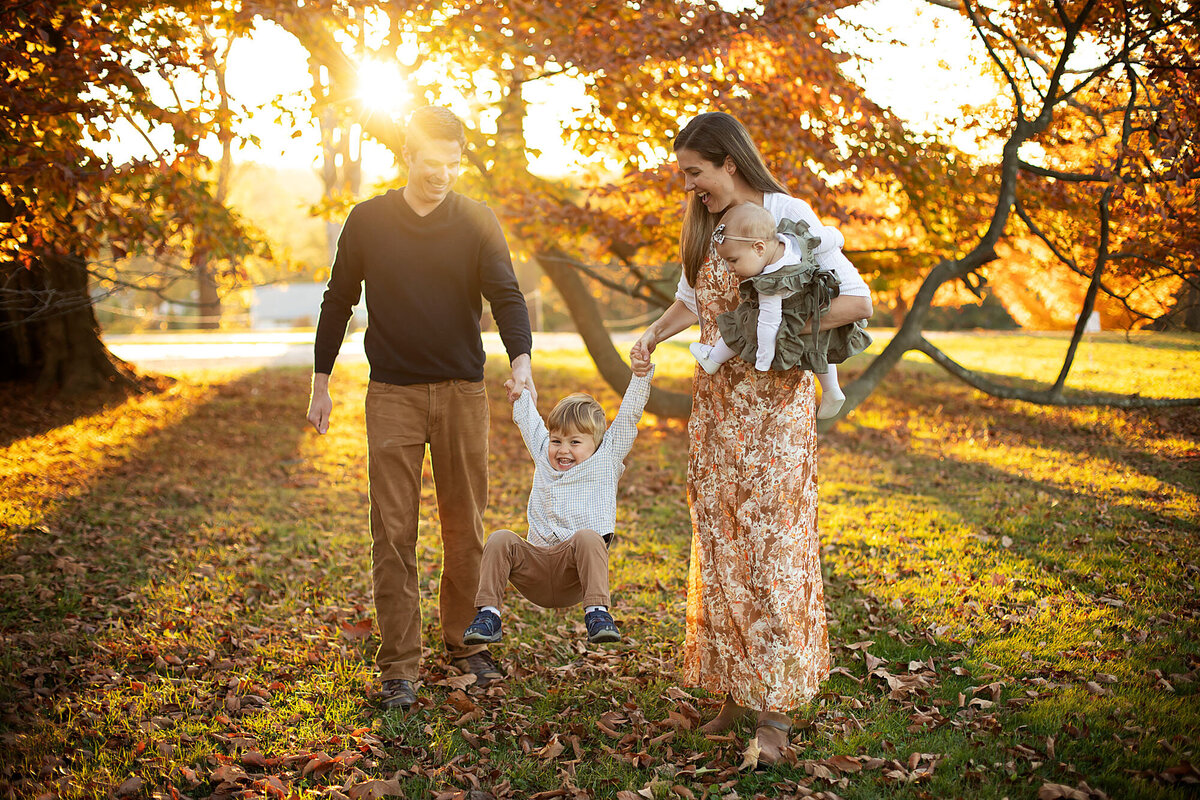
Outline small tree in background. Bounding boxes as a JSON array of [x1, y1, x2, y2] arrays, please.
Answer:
[[0, 0, 267, 393], [846, 0, 1199, 413]]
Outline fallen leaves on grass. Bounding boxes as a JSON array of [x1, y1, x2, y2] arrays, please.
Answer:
[[3, 360, 1199, 799], [348, 777, 405, 799]]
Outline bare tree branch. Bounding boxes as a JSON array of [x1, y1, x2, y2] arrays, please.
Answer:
[[1018, 160, 1105, 182], [535, 253, 665, 305], [914, 336, 1199, 408]]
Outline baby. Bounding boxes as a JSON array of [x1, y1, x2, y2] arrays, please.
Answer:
[[689, 202, 871, 419]]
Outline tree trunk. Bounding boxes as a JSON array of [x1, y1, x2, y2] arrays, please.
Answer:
[[890, 290, 908, 327], [538, 248, 692, 418], [1, 256, 142, 395], [194, 24, 236, 331], [1152, 280, 1200, 331], [195, 253, 220, 330]]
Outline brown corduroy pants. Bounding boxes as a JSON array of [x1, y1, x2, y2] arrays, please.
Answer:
[[474, 528, 612, 610], [365, 379, 490, 682]]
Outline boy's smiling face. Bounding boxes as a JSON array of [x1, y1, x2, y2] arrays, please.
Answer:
[[548, 428, 597, 471]]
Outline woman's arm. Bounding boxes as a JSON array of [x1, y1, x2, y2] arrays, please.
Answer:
[[630, 299, 698, 376], [802, 294, 872, 333]]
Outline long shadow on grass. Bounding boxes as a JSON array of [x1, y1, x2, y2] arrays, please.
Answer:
[[813, 381, 1199, 800], [0, 376, 172, 450], [855, 368, 1200, 523], [0, 368, 353, 795]]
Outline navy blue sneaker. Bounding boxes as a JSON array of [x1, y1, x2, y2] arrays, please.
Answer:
[[584, 608, 620, 644], [463, 610, 502, 645]]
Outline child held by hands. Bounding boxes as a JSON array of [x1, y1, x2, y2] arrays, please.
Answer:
[[463, 365, 656, 649], [689, 202, 871, 419]]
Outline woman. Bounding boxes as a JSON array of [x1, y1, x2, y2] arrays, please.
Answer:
[[629, 112, 872, 764]]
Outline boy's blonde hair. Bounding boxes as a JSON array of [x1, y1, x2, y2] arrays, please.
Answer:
[[720, 202, 778, 241], [548, 393, 607, 443]]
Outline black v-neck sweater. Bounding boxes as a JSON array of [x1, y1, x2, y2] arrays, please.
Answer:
[[314, 189, 532, 384]]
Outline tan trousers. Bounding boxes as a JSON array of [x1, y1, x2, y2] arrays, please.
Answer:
[[365, 379, 489, 682], [474, 528, 612, 610]]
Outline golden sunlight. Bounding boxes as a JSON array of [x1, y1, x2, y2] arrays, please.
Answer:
[[356, 59, 410, 114]]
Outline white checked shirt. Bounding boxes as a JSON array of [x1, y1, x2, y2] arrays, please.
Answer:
[[514, 367, 655, 547]]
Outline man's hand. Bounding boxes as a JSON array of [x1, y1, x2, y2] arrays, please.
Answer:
[[507, 353, 535, 404], [307, 373, 333, 434]]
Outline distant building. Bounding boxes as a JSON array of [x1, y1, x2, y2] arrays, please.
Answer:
[[248, 283, 366, 330]]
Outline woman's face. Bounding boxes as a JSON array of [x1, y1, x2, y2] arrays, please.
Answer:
[[676, 148, 737, 214]]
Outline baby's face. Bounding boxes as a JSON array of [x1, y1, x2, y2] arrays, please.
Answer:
[[715, 239, 769, 280], [547, 428, 597, 471]]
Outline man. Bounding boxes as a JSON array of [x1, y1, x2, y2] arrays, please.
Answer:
[[307, 106, 534, 710]]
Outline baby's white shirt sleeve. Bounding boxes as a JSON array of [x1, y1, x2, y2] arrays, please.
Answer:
[[752, 240, 788, 370]]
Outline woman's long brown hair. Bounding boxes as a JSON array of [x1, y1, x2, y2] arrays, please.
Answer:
[[673, 112, 788, 286]]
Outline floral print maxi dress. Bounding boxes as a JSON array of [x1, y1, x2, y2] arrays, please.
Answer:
[[681, 249, 831, 713]]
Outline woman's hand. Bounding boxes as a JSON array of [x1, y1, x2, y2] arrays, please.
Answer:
[[630, 332, 656, 377], [629, 299, 699, 376]]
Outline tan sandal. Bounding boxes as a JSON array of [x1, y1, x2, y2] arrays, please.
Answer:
[[700, 699, 752, 735]]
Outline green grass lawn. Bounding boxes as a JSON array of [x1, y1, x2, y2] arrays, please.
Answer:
[[1, 331, 1197, 800]]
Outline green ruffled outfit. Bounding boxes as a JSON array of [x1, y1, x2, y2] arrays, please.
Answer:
[[715, 218, 872, 373]]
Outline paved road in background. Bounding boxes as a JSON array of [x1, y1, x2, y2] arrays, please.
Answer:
[[106, 331, 642, 371]]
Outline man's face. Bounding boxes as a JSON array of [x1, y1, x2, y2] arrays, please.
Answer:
[[403, 138, 463, 208]]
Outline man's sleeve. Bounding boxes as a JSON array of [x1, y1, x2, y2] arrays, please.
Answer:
[[314, 208, 364, 375], [605, 366, 655, 461], [477, 208, 533, 363], [755, 294, 784, 371]]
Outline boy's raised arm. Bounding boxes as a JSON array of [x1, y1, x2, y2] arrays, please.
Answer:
[[605, 365, 655, 460], [512, 389, 549, 463]]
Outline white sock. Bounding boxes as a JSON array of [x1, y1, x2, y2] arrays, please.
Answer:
[[709, 340, 737, 363], [815, 365, 845, 420], [584, 605, 607, 614], [481, 605, 501, 617]]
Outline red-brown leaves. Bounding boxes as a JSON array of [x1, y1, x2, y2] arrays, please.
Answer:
[[340, 618, 374, 641], [347, 778, 405, 799]]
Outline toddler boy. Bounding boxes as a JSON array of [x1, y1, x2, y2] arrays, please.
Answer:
[[463, 365, 655, 647]]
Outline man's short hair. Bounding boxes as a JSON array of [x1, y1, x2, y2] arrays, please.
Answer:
[[547, 393, 607, 444], [405, 106, 466, 152]]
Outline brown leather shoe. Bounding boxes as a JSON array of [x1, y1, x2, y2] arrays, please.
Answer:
[[379, 678, 417, 710], [453, 649, 506, 688]]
